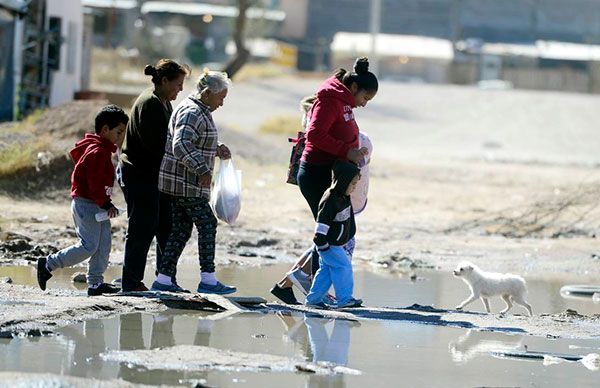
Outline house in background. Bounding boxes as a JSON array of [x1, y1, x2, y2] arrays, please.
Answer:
[[0, 0, 88, 122], [0, 0, 27, 121]]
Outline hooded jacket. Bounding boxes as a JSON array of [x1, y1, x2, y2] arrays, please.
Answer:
[[313, 161, 360, 251], [70, 133, 117, 209], [301, 76, 359, 165]]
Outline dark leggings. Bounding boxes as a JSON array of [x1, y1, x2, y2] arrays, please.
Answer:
[[159, 196, 218, 277], [297, 161, 333, 274]]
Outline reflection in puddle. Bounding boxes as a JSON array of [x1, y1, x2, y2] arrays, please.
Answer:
[[1, 309, 599, 387], [449, 329, 523, 364]]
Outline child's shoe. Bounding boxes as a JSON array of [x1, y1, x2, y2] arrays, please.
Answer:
[[88, 283, 121, 296], [36, 257, 53, 291], [337, 298, 363, 309], [305, 301, 329, 310]]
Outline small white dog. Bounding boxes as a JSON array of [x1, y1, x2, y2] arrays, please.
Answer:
[[453, 261, 533, 316]]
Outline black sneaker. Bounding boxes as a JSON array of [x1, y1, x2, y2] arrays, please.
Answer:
[[270, 284, 300, 305], [88, 283, 121, 296], [121, 282, 149, 292], [36, 257, 53, 291]]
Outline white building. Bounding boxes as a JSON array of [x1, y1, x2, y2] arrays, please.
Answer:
[[1, 0, 86, 121], [46, 0, 84, 107]]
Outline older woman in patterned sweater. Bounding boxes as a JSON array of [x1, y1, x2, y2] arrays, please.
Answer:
[[150, 70, 236, 294]]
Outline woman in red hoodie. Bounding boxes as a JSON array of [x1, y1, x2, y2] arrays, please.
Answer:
[[271, 57, 378, 304]]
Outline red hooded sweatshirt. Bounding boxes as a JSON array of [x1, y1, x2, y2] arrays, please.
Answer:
[[301, 76, 359, 165], [69, 134, 117, 209]]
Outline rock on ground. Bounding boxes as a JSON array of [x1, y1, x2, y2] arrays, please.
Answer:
[[101, 344, 360, 375], [0, 283, 166, 336], [0, 372, 177, 388]]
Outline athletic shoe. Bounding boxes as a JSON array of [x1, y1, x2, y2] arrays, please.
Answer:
[[270, 284, 300, 304], [305, 301, 329, 310], [197, 281, 236, 295], [150, 280, 190, 293], [336, 298, 363, 309], [286, 269, 311, 295], [36, 257, 53, 291], [88, 283, 121, 296], [121, 282, 149, 292]]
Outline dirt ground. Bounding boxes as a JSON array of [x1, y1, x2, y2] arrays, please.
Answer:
[[1, 78, 600, 338]]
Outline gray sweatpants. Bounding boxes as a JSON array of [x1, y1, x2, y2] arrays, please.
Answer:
[[47, 197, 112, 286]]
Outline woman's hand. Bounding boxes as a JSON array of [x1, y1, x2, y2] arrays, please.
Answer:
[[216, 144, 231, 160], [198, 173, 212, 187], [347, 147, 369, 164]]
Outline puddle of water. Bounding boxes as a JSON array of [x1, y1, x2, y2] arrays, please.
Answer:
[[2, 262, 598, 316], [0, 263, 599, 387]]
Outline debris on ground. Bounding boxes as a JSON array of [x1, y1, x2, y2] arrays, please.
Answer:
[[72, 272, 87, 283]]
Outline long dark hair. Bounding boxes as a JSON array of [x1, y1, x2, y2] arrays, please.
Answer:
[[334, 57, 378, 93], [144, 59, 190, 85]]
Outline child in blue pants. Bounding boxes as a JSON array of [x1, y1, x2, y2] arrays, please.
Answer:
[[305, 160, 362, 309]]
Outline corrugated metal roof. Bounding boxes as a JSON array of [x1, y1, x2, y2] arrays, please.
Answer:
[[475, 40, 600, 61], [332, 32, 454, 60], [141, 1, 285, 21], [81, 0, 137, 10]]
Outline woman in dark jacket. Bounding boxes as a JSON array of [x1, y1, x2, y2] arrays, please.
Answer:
[[270, 57, 378, 304], [118, 59, 189, 292]]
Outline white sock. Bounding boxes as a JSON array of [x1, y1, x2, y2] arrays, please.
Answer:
[[156, 273, 173, 285], [201, 272, 217, 285]]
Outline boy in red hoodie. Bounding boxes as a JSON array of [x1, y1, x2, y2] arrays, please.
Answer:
[[36, 105, 128, 296]]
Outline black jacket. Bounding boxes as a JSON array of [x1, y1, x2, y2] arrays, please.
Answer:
[[120, 88, 172, 180], [313, 161, 360, 251]]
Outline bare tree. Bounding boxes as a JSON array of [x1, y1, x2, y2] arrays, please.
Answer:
[[222, 0, 251, 78]]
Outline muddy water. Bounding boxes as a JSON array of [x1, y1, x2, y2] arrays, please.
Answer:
[[0, 263, 599, 387]]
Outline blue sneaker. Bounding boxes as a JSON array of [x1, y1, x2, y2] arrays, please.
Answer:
[[305, 301, 329, 310], [197, 281, 236, 295], [150, 280, 190, 293], [336, 298, 363, 309]]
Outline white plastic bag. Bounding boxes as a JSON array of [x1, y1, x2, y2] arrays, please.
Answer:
[[351, 132, 373, 215], [211, 159, 242, 225]]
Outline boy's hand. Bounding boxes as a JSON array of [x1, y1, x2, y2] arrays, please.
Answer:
[[107, 206, 119, 218], [198, 173, 212, 187], [216, 144, 231, 160]]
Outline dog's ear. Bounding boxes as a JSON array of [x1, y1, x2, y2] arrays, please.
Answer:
[[464, 264, 473, 272]]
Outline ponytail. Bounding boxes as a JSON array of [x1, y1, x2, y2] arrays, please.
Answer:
[[334, 57, 378, 93], [144, 59, 190, 85]]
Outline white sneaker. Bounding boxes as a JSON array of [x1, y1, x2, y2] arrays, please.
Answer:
[[287, 268, 311, 295]]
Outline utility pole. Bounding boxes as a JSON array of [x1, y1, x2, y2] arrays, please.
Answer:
[[369, 0, 381, 77]]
